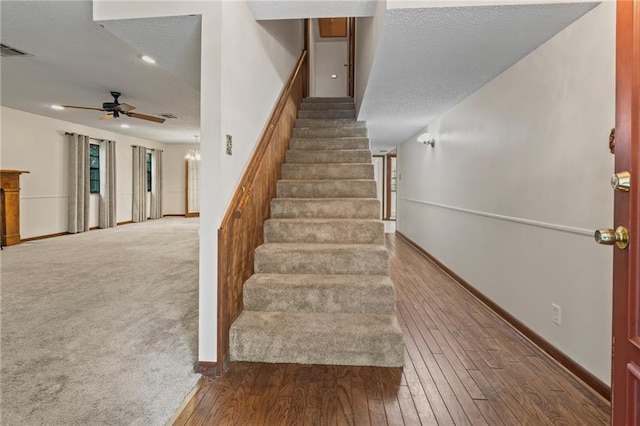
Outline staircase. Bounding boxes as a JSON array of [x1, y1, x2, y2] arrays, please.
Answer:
[[229, 97, 404, 367]]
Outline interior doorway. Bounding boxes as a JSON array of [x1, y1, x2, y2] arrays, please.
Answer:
[[309, 18, 354, 98]]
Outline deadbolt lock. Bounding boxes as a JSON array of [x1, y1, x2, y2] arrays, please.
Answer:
[[594, 226, 629, 249], [611, 171, 631, 192]]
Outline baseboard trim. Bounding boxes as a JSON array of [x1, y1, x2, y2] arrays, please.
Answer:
[[395, 231, 611, 401], [196, 361, 217, 377], [21, 232, 69, 242], [117, 220, 133, 226], [163, 214, 185, 217], [185, 212, 200, 218]]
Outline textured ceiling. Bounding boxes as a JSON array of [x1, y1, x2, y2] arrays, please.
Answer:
[[0, 1, 200, 144], [247, 0, 376, 20], [359, 2, 598, 150]]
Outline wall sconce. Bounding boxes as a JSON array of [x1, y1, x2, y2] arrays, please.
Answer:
[[417, 132, 435, 147]]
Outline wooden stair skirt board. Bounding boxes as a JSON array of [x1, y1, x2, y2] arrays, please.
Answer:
[[395, 231, 611, 401], [226, 96, 403, 369]]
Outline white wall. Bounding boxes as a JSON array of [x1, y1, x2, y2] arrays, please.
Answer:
[[355, 0, 387, 112], [94, 1, 303, 364], [0, 107, 195, 238], [396, 3, 614, 384]]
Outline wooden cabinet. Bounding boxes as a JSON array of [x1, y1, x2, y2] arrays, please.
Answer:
[[1, 170, 29, 246]]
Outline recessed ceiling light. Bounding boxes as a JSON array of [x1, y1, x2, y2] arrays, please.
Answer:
[[141, 55, 156, 64], [51, 104, 64, 110], [120, 124, 130, 129]]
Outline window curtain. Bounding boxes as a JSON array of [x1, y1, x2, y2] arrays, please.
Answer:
[[150, 149, 163, 219], [68, 133, 90, 233], [132, 146, 147, 223], [99, 139, 117, 229]]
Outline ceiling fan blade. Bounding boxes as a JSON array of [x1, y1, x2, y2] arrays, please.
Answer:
[[127, 112, 165, 123], [60, 105, 105, 112], [116, 103, 135, 113], [100, 113, 113, 121]]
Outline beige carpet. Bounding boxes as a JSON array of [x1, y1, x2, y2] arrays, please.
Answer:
[[0, 218, 200, 425]]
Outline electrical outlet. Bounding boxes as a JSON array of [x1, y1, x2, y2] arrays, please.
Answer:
[[226, 134, 232, 156], [552, 304, 561, 326]]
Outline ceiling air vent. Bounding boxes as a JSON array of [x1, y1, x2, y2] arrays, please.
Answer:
[[0, 43, 32, 57], [158, 113, 179, 119]]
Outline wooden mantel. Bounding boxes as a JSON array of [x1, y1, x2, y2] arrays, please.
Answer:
[[1, 170, 29, 246]]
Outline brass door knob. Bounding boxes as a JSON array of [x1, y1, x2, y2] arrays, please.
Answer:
[[611, 171, 631, 192], [595, 226, 629, 249]]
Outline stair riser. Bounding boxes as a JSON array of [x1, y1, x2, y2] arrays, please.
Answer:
[[286, 150, 371, 164], [300, 103, 355, 111], [289, 138, 369, 151], [254, 248, 389, 275], [271, 199, 380, 219], [303, 97, 353, 103], [243, 282, 396, 314], [298, 110, 356, 119], [264, 220, 383, 244], [282, 164, 374, 180], [295, 119, 365, 128], [230, 315, 403, 367], [277, 180, 376, 199], [293, 127, 367, 138]]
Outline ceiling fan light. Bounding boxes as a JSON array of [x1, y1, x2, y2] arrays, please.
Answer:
[[51, 104, 64, 110], [141, 55, 156, 64], [120, 123, 130, 129]]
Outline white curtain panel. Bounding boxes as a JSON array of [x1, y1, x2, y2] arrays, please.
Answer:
[[67, 133, 90, 233], [132, 146, 147, 223], [187, 157, 200, 213], [99, 139, 117, 229], [150, 149, 163, 220]]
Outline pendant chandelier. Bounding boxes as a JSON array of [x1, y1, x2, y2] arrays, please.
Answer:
[[186, 134, 201, 160]]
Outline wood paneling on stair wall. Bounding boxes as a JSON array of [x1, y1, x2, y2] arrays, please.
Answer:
[[216, 51, 307, 376]]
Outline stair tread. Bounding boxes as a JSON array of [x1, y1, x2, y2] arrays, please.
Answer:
[[232, 310, 401, 335], [257, 243, 387, 251], [245, 273, 393, 290], [266, 218, 381, 223]]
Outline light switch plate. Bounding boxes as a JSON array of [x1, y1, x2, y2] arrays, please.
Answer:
[[226, 134, 232, 155]]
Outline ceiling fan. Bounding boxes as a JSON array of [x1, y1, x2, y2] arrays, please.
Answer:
[[61, 91, 166, 123]]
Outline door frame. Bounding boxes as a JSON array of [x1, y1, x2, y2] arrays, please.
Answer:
[[611, 0, 640, 423]]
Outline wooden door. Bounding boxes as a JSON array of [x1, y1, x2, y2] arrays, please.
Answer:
[[611, 0, 640, 424]]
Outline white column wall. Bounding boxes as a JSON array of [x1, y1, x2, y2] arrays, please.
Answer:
[[396, 3, 615, 384]]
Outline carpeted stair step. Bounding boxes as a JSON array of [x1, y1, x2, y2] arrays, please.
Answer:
[[293, 127, 367, 138], [298, 110, 356, 119], [282, 163, 374, 180], [295, 119, 365, 128], [300, 102, 355, 111], [230, 311, 403, 366], [254, 243, 389, 275], [264, 219, 383, 244], [286, 149, 371, 164], [243, 274, 396, 314], [277, 179, 376, 198], [289, 137, 369, 151], [271, 198, 380, 219], [303, 97, 353, 103]]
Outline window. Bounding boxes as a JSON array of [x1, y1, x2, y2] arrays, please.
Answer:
[[89, 144, 100, 193], [146, 152, 152, 192]]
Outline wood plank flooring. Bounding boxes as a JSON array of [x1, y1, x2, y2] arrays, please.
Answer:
[[175, 234, 610, 425]]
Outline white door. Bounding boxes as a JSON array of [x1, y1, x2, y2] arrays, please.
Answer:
[[315, 41, 348, 97]]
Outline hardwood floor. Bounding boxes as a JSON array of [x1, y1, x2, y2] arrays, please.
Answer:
[[174, 234, 610, 425]]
